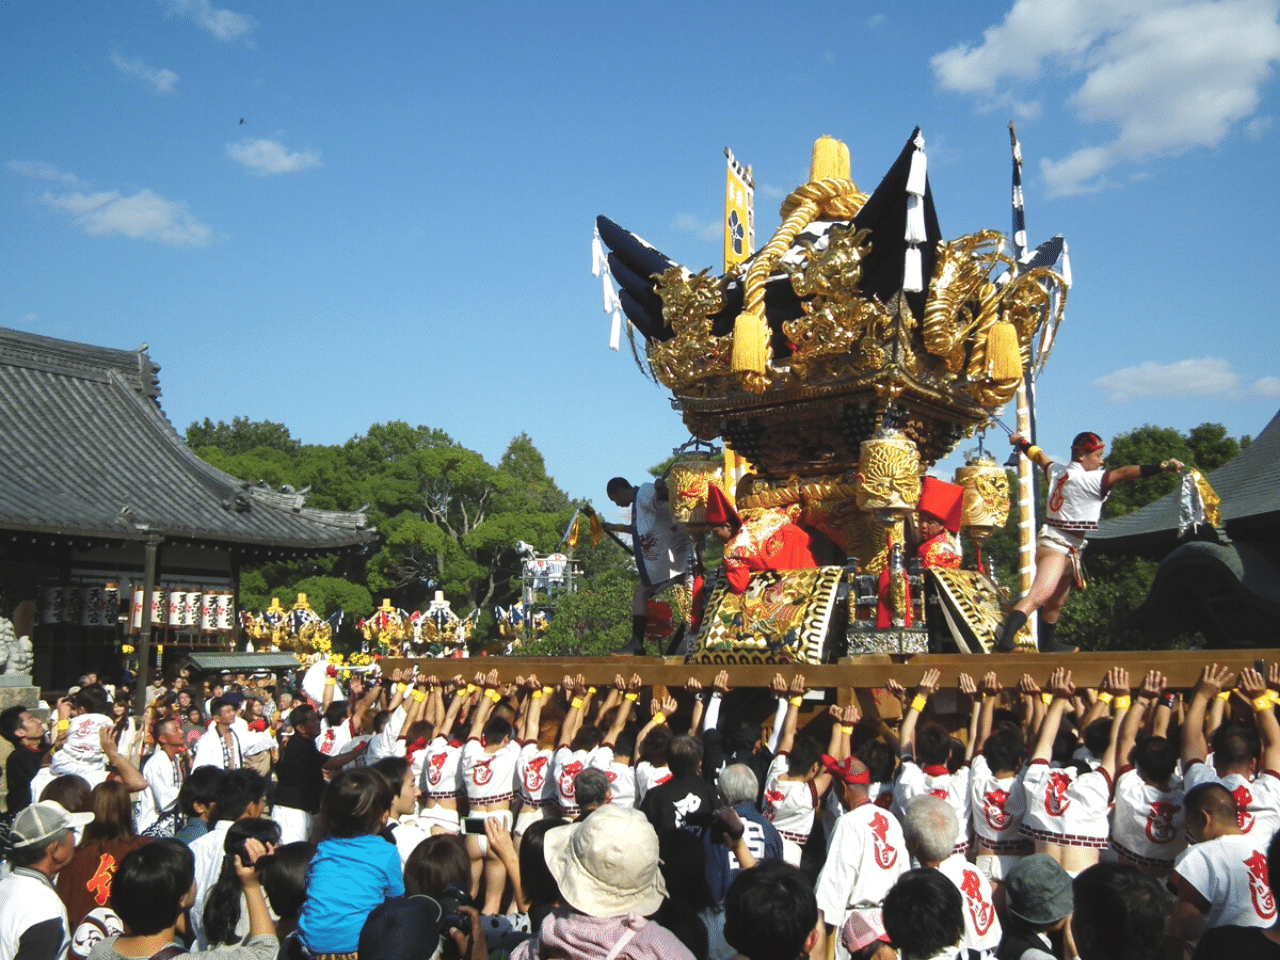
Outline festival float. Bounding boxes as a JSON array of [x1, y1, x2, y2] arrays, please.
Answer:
[[591, 127, 1071, 664]]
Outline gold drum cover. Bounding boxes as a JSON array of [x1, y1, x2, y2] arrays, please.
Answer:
[[854, 432, 921, 516], [954, 456, 1010, 542]]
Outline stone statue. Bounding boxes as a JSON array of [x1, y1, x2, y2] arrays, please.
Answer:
[[0, 617, 33, 676]]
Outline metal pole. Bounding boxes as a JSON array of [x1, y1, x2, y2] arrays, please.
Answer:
[[134, 534, 162, 715]]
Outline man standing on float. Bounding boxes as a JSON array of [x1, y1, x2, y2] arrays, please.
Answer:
[[994, 431, 1182, 653]]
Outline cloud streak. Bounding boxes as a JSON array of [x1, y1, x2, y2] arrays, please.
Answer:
[[1093, 356, 1257, 401], [932, 0, 1280, 196], [8, 160, 91, 189], [110, 52, 179, 94], [226, 138, 321, 176], [162, 0, 256, 41], [38, 189, 211, 246], [671, 213, 721, 242]]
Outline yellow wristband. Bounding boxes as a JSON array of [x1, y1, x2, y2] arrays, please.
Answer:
[[1114, 696, 1132, 711], [840, 725, 853, 735], [1027, 445, 1041, 461], [485, 689, 502, 703], [411, 690, 426, 703], [466, 684, 477, 695], [324, 678, 336, 687], [531, 690, 544, 700], [789, 696, 804, 707], [910, 695, 928, 713], [624, 692, 639, 702], [1096, 692, 1113, 705], [1216, 690, 1231, 701], [1270, 690, 1280, 705], [1253, 695, 1274, 714], [56, 719, 70, 732], [587, 686, 597, 696], [1041, 692, 1053, 705], [652, 713, 666, 725], [571, 698, 584, 710]]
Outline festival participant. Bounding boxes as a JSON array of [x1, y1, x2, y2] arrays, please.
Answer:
[[994, 431, 1182, 653], [1180, 664, 1280, 843], [419, 677, 469, 836], [551, 675, 632, 819], [514, 675, 558, 837], [133, 717, 188, 838], [705, 484, 817, 595], [1108, 671, 1185, 878], [815, 755, 907, 960], [1022, 668, 1125, 877], [1166, 783, 1277, 953], [601, 475, 693, 652], [914, 476, 964, 570], [460, 669, 521, 915], [1193, 829, 1280, 960], [49, 687, 117, 788], [273, 704, 369, 844], [762, 675, 850, 866], [191, 698, 243, 772], [969, 672, 1032, 886], [0, 800, 94, 960], [1, 703, 52, 813], [901, 796, 1001, 960]]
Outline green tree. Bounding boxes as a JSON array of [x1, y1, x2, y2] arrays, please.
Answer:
[[186, 416, 300, 455], [522, 571, 633, 656]]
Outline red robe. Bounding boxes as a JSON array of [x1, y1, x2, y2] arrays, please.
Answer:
[[723, 520, 818, 594], [917, 531, 962, 569]]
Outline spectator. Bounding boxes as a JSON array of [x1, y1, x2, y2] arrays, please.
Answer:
[[999, 854, 1076, 960], [134, 716, 188, 838], [274, 704, 366, 845], [189, 769, 267, 948], [511, 804, 694, 960], [574, 768, 612, 817], [202, 819, 283, 947], [881, 869, 965, 960], [0, 800, 94, 960], [192, 698, 244, 772], [56, 781, 151, 930], [1069, 863, 1167, 960], [704, 764, 783, 905], [174, 766, 224, 845], [371, 755, 431, 865], [1, 703, 52, 813], [723, 860, 819, 960], [260, 841, 313, 948], [641, 735, 717, 833]]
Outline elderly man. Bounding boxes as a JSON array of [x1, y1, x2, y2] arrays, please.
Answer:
[[0, 801, 94, 960]]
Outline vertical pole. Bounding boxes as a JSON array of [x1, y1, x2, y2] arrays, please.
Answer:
[[134, 535, 162, 716], [1014, 385, 1038, 649]]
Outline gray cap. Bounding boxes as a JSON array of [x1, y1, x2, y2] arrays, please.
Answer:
[[1005, 854, 1073, 926], [5, 801, 94, 850]]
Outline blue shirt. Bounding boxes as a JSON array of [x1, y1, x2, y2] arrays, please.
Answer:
[[298, 834, 404, 952]]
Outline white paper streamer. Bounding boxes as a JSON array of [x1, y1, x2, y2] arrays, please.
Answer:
[[905, 134, 927, 197], [609, 309, 622, 351], [905, 195, 927, 244], [904, 246, 923, 293]]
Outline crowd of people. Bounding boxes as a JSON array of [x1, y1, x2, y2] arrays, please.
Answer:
[[2, 659, 1279, 960]]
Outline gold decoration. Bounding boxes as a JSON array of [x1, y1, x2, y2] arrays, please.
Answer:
[[854, 432, 921, 517], [649, 267, 730, 390], [667, 454, 726, 530], [928, 568, 1033, 653], [692, 567, 844, 664], [955, 456, 1011, 545]]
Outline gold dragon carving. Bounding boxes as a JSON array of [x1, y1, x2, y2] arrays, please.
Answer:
[[648, 267, 729, 390]]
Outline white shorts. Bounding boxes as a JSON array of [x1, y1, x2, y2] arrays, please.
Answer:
[[419, 805, 461, 835], [1038, 524, 1086, 556], [466, 809, 514, 855], [975, 853, 1023, 882], [514, 804, 552, 836], [272, 805, 315, 845]]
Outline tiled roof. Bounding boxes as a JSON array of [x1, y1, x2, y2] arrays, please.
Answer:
[[0, 328, 375, 552], [1092, 408, 1280, 550]]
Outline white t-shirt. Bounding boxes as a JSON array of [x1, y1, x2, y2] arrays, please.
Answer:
[[1109, 767, 1186, 868], [1182, 761, 1280, 840], [552, 744, 614, 817], [461, 738, 521, 806], [895, 758, 972, 853], [421, 737, 462, 803], [937, 853, 1002, 957], [606, 761, 637, 809], [0, 869, 69, 960], [1044, 460, 1107, 537], [191, 726, 243, 771], [133, 750, 185, 836], [763, 753, 819, 848], [1022, 759, 1112, 847], [516, 742, 555, 808], [633, 760, 671, 805], [969, 754, 1029, 851], [1171, 832, 1276, 931], [815, 801, 907, 958]]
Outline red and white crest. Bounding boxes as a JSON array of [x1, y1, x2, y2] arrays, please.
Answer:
[[1045, 771, 1073, 817], [870, 811, 898, 869], [1145, 801, 1179, 844], [763, 789, 784, 820], [523, 755, 548, 794], [1246, 849, 1276, 919], [1234, 784, 1256, 833], [960, 868, 994, 934], [983, 789, 1011, 830], [559, 761, 584, 799], [472, 757, 494, 786], [428, 751, 448, 786]]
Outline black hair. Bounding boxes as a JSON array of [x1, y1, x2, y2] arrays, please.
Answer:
[[74, 685, 110, 716], [1184, 781, 1238, 823], [1082, 718, 1111, 759], [1051, 729, 1078, 766], [786, 736, 822, 777], [371, 756, 412, 793], [724, 860, 817, 960], [320, 768, 393, 838], [856, 739, 897, 785], [1213, 722, 1261, 767], [0, 705, 32, 746], [179, 766, 225, 818], [1072, 431, 1104, 450], [208, 696, 231, 716], [669, 735, 703, 777], [882, 869, 964, 959], [639, 724, 672, 765], [613, 725, 637, 759], [323, 701, 349, 728], [606, 477, 632, 496], [483, 716, 513, 746], [1130, 735, 1177, 786], [1071, 862, 1168, 960], [111, 840, 196, 935], [151, 716, 180, 743], [203, 818, 282, 946], [40, 775, 92, 813], [404, 834, 471, 897], [290, 704, 317, 730], [212, 769, 266, 823], [372, 710, 391, 734], [570, 722, 604, 753], [982, 727, 1025, 775], [574, 768, 611, 810], [916, 723, 951, 766], [261, 841, 313, 923], [520, 818, 569, 908]]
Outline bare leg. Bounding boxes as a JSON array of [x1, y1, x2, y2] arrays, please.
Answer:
[[996, 549, 1071, 651], [465, 834, 484, 900], [481, 850, 507, 915]]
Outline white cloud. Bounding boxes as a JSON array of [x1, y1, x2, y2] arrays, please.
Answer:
[[868, 14, 886, 28], [1246, 115, 1275, 139], [7, 160, 90, 189], [38, 189, 210, 246], [671, 213, 722, 242], [162, 0, 255, 41], [1250, 376, 1280, 397], [110, 52, 178, 94], [932, 0, 1280, 197], [226, 138, 321, 176], [18, 313, 37, 327], [1093, 356, 1241, 400]]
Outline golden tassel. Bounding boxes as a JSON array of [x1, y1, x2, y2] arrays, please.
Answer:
[[986, 318, 1023, 381], [810, 136, 851, 181], [730, 310, 770, 374]]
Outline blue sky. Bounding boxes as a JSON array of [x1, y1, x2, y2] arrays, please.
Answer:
[[4, 0, 1279, 513]]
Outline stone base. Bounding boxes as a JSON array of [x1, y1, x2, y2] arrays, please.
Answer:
[[846, 627, 929, 655], [0, 682, 40, 711]]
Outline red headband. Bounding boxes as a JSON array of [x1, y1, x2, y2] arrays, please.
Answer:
[[1071, 432, 1104, 453], [822, 754, 870, 786]]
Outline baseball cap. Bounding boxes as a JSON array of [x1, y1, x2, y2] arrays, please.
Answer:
[[5, 800, 94, 850], [842, 908, 889, 953]]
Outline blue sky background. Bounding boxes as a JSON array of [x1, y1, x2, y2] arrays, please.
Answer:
[[4, 0, 1279, 512]]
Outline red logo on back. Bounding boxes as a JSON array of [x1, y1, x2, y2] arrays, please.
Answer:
[[870, 811, 898, 869], [1145, 801, 1179, 844], [1234, 784, 1256, 832], [960, 868, 994, 934], [983, 789, 1011, 830], [1246, 849, 1276, 919], [1045, 771, 1072, 817]]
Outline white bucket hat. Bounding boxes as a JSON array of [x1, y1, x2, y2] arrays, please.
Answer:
[[542, 805, 667, 918]]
